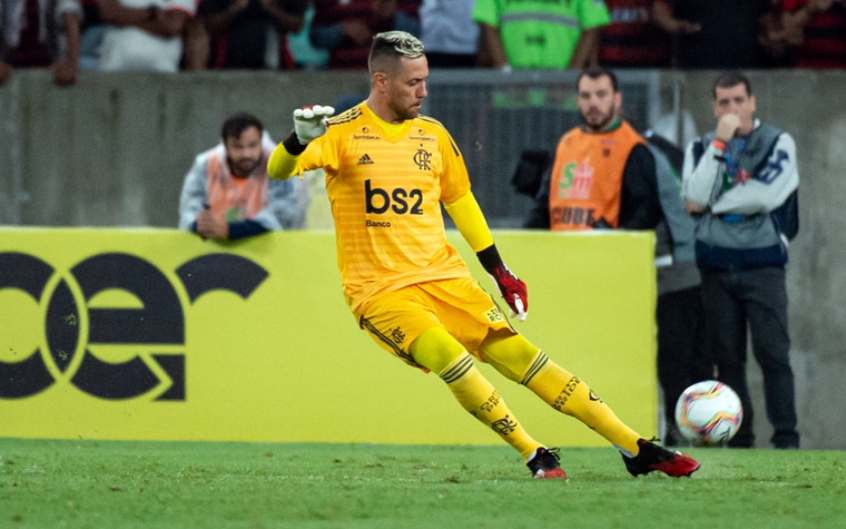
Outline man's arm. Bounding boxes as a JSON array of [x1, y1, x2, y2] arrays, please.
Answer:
[[619, 144, 662, 229], [568, 27, 601, 69], [711, 133, 799, 215], [179, 156, 210, 230], [476, 23, 509, 68], [201, 0, 250, 34], [444, 192, 528, 321], [99, 0, 190, 38], [524, 166, 551, 229], [682, 137, 723, 211], [53, 11, 81, 86], [259, 0, 305, 34], [651, 0, 701, 35]]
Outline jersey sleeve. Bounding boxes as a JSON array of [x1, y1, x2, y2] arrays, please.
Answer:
[[437, 128, 471, 204], [297, 133, 340, 177], [579, 0, 611, 30], [471, 0, 499, 27], [268, 131, 340, 180]]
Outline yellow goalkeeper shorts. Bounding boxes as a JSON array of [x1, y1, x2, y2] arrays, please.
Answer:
[[356, 277, 516, 369]]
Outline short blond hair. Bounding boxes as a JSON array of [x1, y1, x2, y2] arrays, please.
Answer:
[[368, 31, 425, 75]]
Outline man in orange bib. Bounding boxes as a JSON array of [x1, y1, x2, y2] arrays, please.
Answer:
[[526, 67, 659, 231], [525, 67, 710, 447], [268, 33, 699, 480], [179, 112, 309, 241]]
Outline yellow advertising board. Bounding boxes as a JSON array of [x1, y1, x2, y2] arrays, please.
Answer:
[[0, 228, 656, 446]]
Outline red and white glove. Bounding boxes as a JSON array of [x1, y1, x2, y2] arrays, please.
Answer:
[[477, 245, 528, 321], [293, 105, 335, 145], [490, 263, 528, 321]]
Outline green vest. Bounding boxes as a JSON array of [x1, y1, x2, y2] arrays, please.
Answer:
[[473, 0, 611, 69]]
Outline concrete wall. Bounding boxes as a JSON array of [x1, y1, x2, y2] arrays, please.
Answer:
[[2, 69, 844, 449]]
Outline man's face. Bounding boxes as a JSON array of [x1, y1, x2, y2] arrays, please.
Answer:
[[385, 56, 429, 122], [225, 126, 263, 177], [372, 0, 396, 19], [577, 75, 621, 132], [713, 83, 756, 135]]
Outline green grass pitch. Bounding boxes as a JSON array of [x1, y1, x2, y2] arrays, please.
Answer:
[[1, 439, 844, 529]]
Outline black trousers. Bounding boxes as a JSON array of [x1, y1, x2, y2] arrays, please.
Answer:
[[700, 267, 799, 448], [657, 286, 713, 431]]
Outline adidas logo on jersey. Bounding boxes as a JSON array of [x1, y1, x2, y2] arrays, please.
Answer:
[[358, 154, 374, 165]]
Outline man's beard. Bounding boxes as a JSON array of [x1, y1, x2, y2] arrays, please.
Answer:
[[581, 108, 616, 131], [228, 154, 262, 177]]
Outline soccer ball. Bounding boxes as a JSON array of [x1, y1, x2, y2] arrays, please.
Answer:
[[674, 380, 743, 447]]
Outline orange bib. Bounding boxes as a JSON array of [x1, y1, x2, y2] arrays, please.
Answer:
[[548, 121, 645, 231]]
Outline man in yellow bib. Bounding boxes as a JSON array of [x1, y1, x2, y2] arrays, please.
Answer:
[[268, 31, 699, 480]]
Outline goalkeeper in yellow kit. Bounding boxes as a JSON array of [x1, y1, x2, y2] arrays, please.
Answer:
[[268, 31, 699, 480]]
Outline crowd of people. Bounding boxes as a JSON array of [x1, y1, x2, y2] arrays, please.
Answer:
[[1, 0, 844, 86]]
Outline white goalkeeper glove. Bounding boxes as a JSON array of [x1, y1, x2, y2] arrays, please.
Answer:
[[293, 105, 335, 145]]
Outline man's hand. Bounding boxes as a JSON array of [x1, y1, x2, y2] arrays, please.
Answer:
[[716, 114, 741, 142], [490, 263, 528, 322], [293, 105, 334, 145], [686, 198, 706, 215], [53, 60, 78, 87], [340, 21, 372, 45], [196, 209, 230, 240], [0, 60, 13, 85], [477, 244, 528, 321]]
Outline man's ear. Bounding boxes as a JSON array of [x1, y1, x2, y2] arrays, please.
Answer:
[[372, 72, 389, 93]]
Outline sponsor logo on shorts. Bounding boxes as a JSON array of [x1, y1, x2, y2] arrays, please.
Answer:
[[484, 307, 503, 323], [390, 326, 406, 345]]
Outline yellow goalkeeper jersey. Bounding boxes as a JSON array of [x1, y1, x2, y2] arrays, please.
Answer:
[[296, 103, 475, 312]]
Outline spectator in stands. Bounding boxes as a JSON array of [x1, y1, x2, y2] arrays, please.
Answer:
[[179, 112, 309, 241], [194, 0, 307, 70], [472, 0, 610, 70], [651, 0, 772, 69], [310, 0, 420, 70], [762, 0, 846, 68], [600, 0, 672, 68], [419, 0, 478, 68], [287, 0, 329, 69], [0, 0, 82, 86], [682, 71, 800, 449], [97, 0, 196, 72], [521, 67, 710, 446], [79, 0, 105, 70]]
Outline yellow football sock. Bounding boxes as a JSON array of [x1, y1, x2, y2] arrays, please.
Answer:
[[524, 352, 641, 456], [412, 328, 542, 460], [439, 353, 541, 459], [483, 335, 641, 457]]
